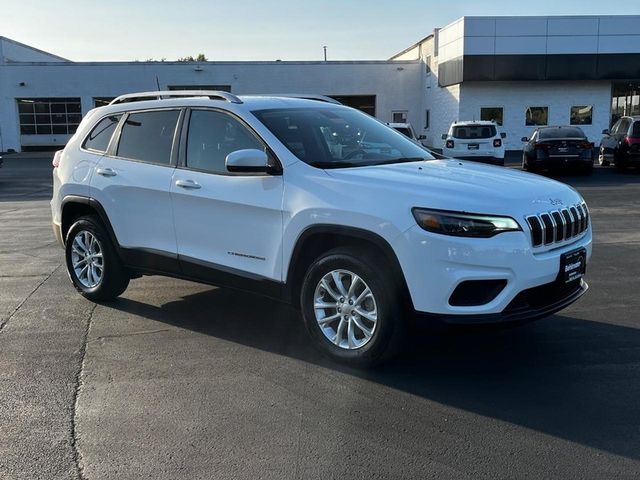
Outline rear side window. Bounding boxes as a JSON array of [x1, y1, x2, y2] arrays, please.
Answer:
[[83, 115, 121, 153], [186, 110, 266, 174], [452, 125, 496, 139], [632, 122, 640, 137], [116, 110, 180, 164], [539, 127, 585, 139]]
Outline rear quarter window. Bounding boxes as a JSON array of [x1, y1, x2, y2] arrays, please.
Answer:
[[83, 115, 121, 153]]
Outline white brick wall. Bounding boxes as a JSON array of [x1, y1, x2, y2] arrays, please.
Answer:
[[458, 81, 612, 149]]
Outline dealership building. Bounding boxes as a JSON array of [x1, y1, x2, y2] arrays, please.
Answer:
[[1, 14, 640, 153]]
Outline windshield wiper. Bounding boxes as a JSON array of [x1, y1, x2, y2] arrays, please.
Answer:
[[368, 157, 428, 166], [309, 161, 360, 169]]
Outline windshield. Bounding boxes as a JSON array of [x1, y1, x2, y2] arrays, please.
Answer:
[[452, 125, 496, 139], [252, 107, 433, 168], [393, 127, 413, 139], [539, 127, 585, 139]]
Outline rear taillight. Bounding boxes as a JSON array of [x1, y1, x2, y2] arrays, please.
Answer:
[[445, 139, 454, 149], [578, 141, 594, 149], [493, 139, 502, 148], [535, 143, 551, 150], [52, 150, 63, 168], [624, 137, 640, 145]]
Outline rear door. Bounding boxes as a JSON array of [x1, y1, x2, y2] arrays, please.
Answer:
[[170, 108, 284, 281], [91, 109, 181, 261]]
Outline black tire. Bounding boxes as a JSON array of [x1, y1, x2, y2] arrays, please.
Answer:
[[300, 247, 405, 367], [65, 215, 129, 301]]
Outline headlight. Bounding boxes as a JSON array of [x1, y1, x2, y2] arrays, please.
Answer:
[[412, 208, 521, 238]]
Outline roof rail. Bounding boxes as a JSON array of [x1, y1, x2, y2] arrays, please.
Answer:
[[249, 94, 342, 105], [109, 90, 243, 105]]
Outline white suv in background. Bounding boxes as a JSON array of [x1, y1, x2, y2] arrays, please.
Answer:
[[442, 120, 506, 166], [52, 91, 591, 366]]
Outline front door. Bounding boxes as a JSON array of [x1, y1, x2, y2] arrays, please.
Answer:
[[171, 109, 284, 282]]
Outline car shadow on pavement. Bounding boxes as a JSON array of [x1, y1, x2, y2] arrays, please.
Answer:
[[108, 287, 640, 462]]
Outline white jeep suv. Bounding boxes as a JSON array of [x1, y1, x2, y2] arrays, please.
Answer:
[[442, 120, 506, 166], [52, 91, 592, 366]]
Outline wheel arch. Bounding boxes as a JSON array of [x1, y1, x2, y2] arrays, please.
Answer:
[[61, 195, 120, 249], [285, 225, 412, 309]]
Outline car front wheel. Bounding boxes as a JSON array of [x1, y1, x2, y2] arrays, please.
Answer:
[[65, 215, 130, 301], [300, 247, 404, 367]]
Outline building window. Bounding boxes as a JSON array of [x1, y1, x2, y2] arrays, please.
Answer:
[[392, 111, 408, 123], [17, 98, 82, 135], [570, 105, 593, 125], [425, 109, 430, 129], [480, 107, 503, 126], [425, 56, 432, 76], [525, 107, 548, 126], [94, 97, 115, 108]]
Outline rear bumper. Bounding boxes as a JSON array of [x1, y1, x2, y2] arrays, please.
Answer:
[[415, 279, 588, 325]]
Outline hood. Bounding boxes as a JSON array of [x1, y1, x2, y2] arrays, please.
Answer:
[[324, 159, 583, 217]]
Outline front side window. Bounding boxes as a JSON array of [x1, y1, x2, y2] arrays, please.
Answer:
[[452, 124, 497, 139], [17, 97, 82, 135], [570, 105, 593, 125], [618, 118, 631, 135], [83, 115, 121, 152], [252, 107, 433, 168], [116, 110, 179, 164], [525, 107, 548, 126], [480, 107, 503, 126], [186, 110, 267, 174]]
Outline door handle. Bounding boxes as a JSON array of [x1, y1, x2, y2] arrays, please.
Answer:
[[175, 179, 201, 189], [96, 167, 117, 177]]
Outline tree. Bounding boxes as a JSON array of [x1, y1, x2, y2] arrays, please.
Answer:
[[177, 54, 208, 62]]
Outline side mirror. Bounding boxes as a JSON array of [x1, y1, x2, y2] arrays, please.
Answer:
[[226, 149, 275, 174], [500, 132, 507, 139], [441, 133, 447, 140], [521, 137, 529, 142], [602, 129, 609, 135], [417, 135, 426, 140]]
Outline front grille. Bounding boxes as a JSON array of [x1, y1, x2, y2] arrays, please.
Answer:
[[526, 202, 589, 247]]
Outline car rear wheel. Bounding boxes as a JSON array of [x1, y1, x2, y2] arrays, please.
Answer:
[[300, 247, 405, 367], [65, 215, 129, 301]]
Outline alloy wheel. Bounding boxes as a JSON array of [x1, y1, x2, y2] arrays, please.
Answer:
[[313, 269, 378, 349], [71, 230, 104, 288]]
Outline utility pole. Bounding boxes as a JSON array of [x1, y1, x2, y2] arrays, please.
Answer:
[[323, 46, 327, 62]]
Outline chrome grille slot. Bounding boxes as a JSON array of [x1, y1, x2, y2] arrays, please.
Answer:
[[526, 203, 589, 248]]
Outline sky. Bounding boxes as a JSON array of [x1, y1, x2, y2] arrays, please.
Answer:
[[3, 0, 640, 62]]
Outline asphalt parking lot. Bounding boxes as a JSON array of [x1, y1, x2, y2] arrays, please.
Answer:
[[1, 154, 639, 479]]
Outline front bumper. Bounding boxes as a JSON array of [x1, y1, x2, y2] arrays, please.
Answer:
[[415, 279, 587, 325], [393, 225, 592, 322]]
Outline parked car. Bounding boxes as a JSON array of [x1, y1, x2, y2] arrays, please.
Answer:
[[386, 122, 447, 158], [386, 122, 423, 142], [599, 116, 640, 171], [521, 126, 594, 175], [52, 91, 591, 366], [441, 121, 506, 166]]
